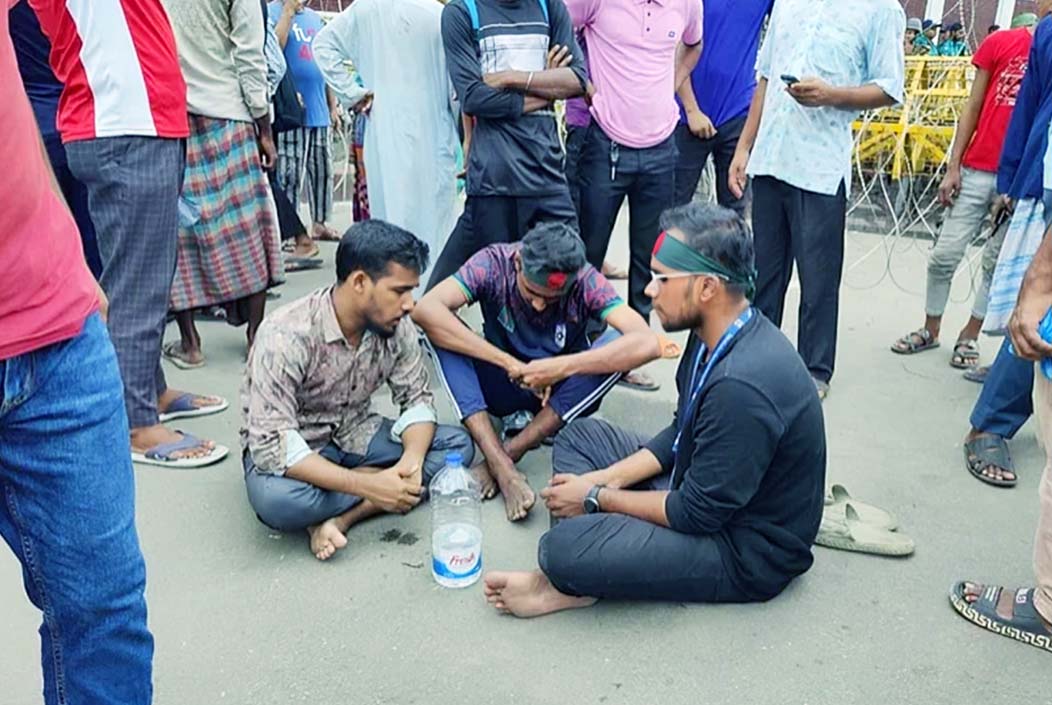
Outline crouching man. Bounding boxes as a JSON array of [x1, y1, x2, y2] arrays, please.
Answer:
[[484, 204, 827, 616], [240, 220, 473, 560]]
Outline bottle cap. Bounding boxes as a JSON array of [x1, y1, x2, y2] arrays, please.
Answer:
[[445, 452, 463, 466]]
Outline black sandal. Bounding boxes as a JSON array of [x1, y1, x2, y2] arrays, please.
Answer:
[[963, 434, 1017, 488], [951, 339, 980, 369], [950, 582, 1052, 653]]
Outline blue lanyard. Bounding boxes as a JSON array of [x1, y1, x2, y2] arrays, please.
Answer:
[[669, 308, 754, 489]]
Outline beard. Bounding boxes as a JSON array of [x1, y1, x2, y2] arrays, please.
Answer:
[[365, 318, 399, 339]]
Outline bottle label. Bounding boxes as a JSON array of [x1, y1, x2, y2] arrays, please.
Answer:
[[432, 548, 482, 581]]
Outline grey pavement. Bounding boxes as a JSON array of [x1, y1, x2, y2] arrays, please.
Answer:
[[3, 203, 1050, 705]]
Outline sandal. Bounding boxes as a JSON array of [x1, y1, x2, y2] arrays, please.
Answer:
[[951, 338, 980, 369], [815, 504, 915, 557], [890, 328, 940, 355], [617, 370, 660, 392], [963, 434, 1017, 488], [824, 484, 897, 531], [162, 341, 205, 370], [950, 582, 1052, 653], [131, 431, 229, 469], [963, 365, 989, 384], [158, 392, 229, 423]]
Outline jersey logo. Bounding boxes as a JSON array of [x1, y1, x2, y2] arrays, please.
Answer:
[[498, 306, 516, 333], [554, 323, 567, 350]]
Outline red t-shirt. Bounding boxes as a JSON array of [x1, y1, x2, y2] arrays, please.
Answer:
[[0, 0, 98, 361], [28, 0, 188, 143], [963, 27, 1033, 173]]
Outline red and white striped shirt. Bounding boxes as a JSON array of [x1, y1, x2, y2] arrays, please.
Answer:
[[29, 0, 189, 143]]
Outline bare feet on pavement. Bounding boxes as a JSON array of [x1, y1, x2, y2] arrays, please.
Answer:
[[308, 519, 349, 561], [471, 461, 499, 500], [483, 570, 596, 618]]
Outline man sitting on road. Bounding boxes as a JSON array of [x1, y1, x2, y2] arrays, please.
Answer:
[[413, 222, 662, 523], [482, 204, 827, 617], [240, 220, 474, 561]]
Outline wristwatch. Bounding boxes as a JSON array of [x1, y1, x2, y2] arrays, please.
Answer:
[[583, 484, 605, 514]]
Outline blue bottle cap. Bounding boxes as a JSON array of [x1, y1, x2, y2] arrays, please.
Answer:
[[445, 452, 463, 466]]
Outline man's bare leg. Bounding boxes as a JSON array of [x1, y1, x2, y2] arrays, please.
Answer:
[[464, 411, 534, 521], [503, 406, 563, 463], [308, 500, 383, 561], [483, 570, 596, 618]]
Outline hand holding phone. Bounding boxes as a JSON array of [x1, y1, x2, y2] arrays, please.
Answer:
[[780, 74, 799, 86]]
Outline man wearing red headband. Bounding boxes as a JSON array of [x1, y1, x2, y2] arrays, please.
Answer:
[[414, 222, 661, 522]]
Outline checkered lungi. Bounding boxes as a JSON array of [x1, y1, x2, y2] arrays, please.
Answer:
[[170, 115, 282, 312]]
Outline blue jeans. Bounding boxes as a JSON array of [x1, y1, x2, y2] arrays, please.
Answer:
[[0, 314, 153, 704], [970, 337, 1034, 438]]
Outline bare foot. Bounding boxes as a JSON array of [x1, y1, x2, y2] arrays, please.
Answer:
[[470, 461, 499, 500], [130, 424, 215, 459], [308, 519, 349, 561], [483, 570, 596, 618], [494, 468, 535, 522]]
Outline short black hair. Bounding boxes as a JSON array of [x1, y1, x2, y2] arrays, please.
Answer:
[[659, 203, 754, 298], [335, 220, 430, 282], [520, 221, 586, 275]]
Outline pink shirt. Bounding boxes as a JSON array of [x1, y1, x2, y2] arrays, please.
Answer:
[[0, 0, 98, 361], [568, 0, 703, 149]]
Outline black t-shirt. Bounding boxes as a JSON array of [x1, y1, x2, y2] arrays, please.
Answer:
[[442, 0, 587, 197], [646, 313, 827, 601]]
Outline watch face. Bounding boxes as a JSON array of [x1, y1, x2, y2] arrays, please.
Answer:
[[584, 495, 600, 514]]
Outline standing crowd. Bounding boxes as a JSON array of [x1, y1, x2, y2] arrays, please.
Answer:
[[3, 0, 1052, 702]]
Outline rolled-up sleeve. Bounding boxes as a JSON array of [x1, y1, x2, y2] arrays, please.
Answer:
[[246, 324, 309, 475], [387, 321, 436, 421], [230, 0, 270, 119], [664, 380, 784, 535], [864, 5, 907, 105], [313, 9, 371, 110]]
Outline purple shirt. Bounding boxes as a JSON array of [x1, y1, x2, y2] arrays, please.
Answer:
[[568, 0, 703, 148]]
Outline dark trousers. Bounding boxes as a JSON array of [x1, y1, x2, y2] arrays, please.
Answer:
[[43, 131, 102, 277], [426, 190, 577, 290], [538, 418, 745, 603], [269, 170, 307, 242], [970, 338, 1034, 438], [564, 124, 589, 217], [751, 176, 847, 383], [244, 419, 474, 532], [672, 115, 749, 215], [66, 136, 185, 428], [578, 123, 676, 320]]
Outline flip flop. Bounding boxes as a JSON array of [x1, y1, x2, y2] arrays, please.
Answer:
[[285, 242, 321, 258], [890, 328, 940, 355], [158, 393, 229, 423], [950, 582, 1052, 653], [963, 434, 1016, 488], [814, 504, 915, 557], [131, 432, 229, 469], [963, 365, 989, 384], [285, 257, 324, 272], [313, 227, 341, 242], [617, 370, 660, 392], [162, 341, 205, 370], [824, 484, 898, 531]]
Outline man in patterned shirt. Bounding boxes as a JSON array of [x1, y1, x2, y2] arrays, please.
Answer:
[[240, 220, 473, 561], [414, 222, 661, 522]]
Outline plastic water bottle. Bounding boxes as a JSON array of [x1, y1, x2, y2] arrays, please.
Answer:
[[430, 452, 482, 588]]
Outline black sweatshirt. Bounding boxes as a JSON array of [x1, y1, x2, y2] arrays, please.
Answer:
[[646, 313, 827, 601], [442, 0, 587, 197]]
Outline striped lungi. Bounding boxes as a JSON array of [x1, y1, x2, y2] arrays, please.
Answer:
[[983, 198, 1046, 336], [170, 115, 282, 312]]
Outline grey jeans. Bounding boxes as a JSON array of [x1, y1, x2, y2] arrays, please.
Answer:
[[926, 167, 1002, 319], [244, 419, 474, 531]]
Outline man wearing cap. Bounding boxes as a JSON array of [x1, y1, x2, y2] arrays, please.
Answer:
[[904, 17, 921, 54], [481, 203, 826, 617], [939, 22, 971, 56], [413, 222, 662, 523], [915, 19, 939, 55]]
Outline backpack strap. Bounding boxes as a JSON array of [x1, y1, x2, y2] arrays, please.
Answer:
[[463, 0, 481, 39], [537, 0, 549, 23]]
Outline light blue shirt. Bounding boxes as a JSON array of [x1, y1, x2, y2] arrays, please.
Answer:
[[747, 0, 906, 196]]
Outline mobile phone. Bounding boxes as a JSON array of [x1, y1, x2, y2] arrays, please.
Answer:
[[781, 74, 799, 86]]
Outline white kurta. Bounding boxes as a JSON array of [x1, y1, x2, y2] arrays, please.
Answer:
[[315, 0, 459, 275]]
